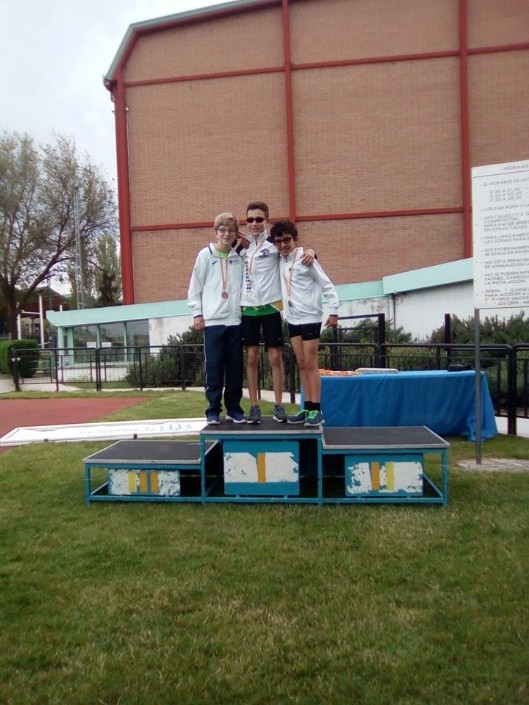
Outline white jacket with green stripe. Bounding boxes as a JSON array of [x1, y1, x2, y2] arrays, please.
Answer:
[[187, 244, 244, 327]]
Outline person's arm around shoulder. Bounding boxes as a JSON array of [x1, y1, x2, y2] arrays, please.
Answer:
[[301, 248, 315, 266], [234, 231, 250, 254]]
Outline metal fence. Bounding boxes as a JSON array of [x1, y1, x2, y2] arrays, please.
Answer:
[[10, 342, 529, 434]]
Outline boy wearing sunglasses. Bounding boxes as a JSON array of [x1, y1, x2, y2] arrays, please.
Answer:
[[241, 201, 314, 424], [188, 213, 246, 425], [270, 220, 339, 427]]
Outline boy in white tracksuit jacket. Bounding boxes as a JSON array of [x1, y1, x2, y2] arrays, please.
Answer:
[[188, 212, 245, 424], [239, 201, 315, 424], [270, 220, 339, 427]]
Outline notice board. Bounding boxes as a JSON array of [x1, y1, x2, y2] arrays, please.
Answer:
[[472, 160, 529, 309]]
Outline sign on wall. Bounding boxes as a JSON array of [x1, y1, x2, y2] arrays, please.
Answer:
[[472, 160, 529, 309]]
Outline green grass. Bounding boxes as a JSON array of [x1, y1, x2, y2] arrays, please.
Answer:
[[1, 393, 529, 704]]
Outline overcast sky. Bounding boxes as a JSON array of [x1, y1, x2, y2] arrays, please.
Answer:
[[0, 0, 229, 186]]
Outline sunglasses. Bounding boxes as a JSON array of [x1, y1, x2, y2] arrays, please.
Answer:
[[246, 217, 265, 224], [274, 236, 294, 246]]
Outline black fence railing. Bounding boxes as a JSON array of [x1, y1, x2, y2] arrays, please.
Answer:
[[10, 342, 529, 434]]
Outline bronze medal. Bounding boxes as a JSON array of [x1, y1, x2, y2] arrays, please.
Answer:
[[222, 291, 229, 299]]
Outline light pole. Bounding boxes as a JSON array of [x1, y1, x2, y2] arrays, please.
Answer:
[[73, 185, 85, 309]]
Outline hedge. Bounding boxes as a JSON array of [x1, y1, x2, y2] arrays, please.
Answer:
[[0, 339, 40, 378]]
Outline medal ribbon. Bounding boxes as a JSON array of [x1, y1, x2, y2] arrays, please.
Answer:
[[248, 236, 266, 275], [282, 249, 299, 301], [220, 256, 229, 295]]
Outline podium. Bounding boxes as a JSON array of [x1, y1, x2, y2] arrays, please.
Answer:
[[84, 420, 449, 505]]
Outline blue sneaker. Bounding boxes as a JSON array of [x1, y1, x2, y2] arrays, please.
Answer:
[[304, 410, 324, 427], [226, 411, 247, 424], [273, 404, 288, 422], [206, 412, 220, 425], [247, 405, 262, 424], [287, 409, 307, 424]]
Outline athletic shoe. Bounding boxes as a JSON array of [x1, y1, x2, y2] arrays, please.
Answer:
[[247, 405, 262, 424], [273, 404, 288, 423], [304, 410, 325, 427], [206, 412, 220, 425], [226, 411, 247, 424], [287, 409, 307, 424]]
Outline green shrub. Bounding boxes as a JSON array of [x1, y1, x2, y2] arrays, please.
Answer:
[[429, 312, 529, 346], [125, 351, 179, 388], [125, 328, 204, 388], [0, 339, 40, 378]]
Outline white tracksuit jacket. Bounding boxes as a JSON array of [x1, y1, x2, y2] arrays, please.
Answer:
[[240, 232, 282, 307], [279, 247, 339, 325], [187, 244, 244, 327]]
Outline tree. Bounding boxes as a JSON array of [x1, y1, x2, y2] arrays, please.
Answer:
[[0, 130, 117, 338], [67, 231, 122, 307], [93, 233, 122, 306]]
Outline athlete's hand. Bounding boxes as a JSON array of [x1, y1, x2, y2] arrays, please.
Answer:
[[302, 248, 315, 266], [235, 232, 250, 249], [325, 315, 338, 328]]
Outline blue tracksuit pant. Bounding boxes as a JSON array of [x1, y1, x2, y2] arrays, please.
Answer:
[[204, 324, 244, 416]]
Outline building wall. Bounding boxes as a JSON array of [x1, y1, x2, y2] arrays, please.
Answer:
[[110, 0, 529, 304]]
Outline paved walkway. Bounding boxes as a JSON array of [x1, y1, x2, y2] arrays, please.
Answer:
[[0, 378, 79, 394]]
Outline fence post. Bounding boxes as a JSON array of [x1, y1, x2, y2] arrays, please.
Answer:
[[95, 348, 102, 392], [376, 313, 386, 368], [138, 348, 144, 391], [180, 343, 187, 391], [11, 352, 21, 392], [54, 347, 59, 392], [508, 346, 517, 435], [444, 313, 452, 368]]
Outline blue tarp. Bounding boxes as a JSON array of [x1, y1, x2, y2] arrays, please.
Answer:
[[318, 370, 498, 439]]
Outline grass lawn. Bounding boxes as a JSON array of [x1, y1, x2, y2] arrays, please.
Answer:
[[1, 391, 528, 704]]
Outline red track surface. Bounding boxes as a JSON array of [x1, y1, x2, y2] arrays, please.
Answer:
[[0, 397, 146, 453]]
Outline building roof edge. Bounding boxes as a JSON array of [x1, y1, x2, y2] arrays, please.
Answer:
[[46, 259, 475, 327], [383, 258, 473, 295], [104, 0, 273, 83]]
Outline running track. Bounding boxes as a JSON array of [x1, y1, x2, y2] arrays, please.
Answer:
[[0, 397, 146, 453]]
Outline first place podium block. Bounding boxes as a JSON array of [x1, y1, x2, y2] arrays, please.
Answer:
[[201, 419, 321, 503]]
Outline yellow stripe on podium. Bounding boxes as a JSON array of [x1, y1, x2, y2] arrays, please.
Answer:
[[257, 453, 266, 483], [371, 461, 380, 491], [386, 462, 395, 491]]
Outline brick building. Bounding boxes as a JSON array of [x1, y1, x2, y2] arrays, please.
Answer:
[[104, 0, 529, 306]]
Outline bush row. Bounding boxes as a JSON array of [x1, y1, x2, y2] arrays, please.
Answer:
[[0, 339, 40, 378]]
